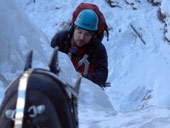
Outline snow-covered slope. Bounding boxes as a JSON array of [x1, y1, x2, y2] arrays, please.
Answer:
[[0, 0, 52, 86]]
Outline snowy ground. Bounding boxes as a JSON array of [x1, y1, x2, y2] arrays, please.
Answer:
[[1, 0, 170, 127]]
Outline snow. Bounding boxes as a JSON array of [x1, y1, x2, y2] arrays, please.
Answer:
[[161, 0, 170, 41], [1, 0, 170, 127], [0, 0, 52, 83]]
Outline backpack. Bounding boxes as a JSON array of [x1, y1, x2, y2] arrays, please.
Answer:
[[0, 48, 81, 128], [71, 3, 109, 41]]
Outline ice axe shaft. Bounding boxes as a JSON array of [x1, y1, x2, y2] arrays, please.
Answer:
[[130, 24, 146, 45]]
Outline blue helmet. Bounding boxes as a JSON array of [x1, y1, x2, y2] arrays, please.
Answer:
[[74, 9, 98, 31]]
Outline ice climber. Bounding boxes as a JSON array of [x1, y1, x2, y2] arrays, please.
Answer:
[[51, 9, 108, 87]]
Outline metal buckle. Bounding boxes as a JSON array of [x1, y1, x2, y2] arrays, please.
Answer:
[[76, 54, 89, 76], [5, 109, 16, 121], [28, 105, 46, 118]]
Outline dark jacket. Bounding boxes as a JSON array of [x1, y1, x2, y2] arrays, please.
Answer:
[[51, 30, 108, 87]]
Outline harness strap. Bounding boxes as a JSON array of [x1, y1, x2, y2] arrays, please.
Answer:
[[76, 54, 89, 76], [14, 69, 33, 128], [105, 27, 109, 41], [68, 38, 76, 59], [67, 38, 90, 76]]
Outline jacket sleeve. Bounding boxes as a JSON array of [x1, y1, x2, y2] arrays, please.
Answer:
[[51, 31, 68, 49], [85, 43, 108, 87], [51, 32, 60, 48]]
